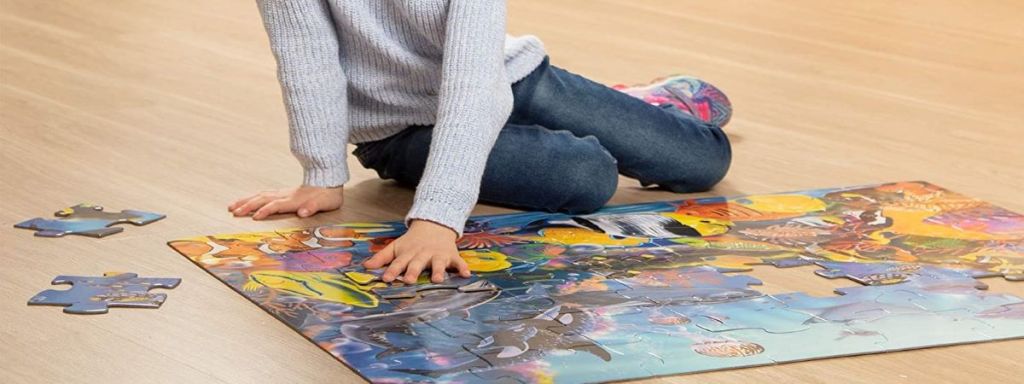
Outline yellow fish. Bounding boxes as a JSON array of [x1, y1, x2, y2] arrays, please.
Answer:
[[882, 208, 1016, 241], [531, 227, 649, 246], [343, 271, 380, 285], [243, 271, 378, 308], [459, 249, 513, 272], [733, 194, 827, 214], [660, 213, 732, 237]]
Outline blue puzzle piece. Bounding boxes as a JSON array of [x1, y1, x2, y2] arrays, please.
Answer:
[[28, 272, 181, 314], [15, 204, 165, 238]]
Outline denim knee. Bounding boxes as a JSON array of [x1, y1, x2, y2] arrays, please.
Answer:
[[660, 126, 732, 193], [558, 139, 619, 213]]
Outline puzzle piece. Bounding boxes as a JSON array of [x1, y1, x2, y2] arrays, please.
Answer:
[[688, 296, 814, 334], [463, 305, 611, 369], [372, 277, 499, 300], [613, 266, 764, 305], [28, 272, 181, 314], [813, 261, 979, 286], [15, 203, 165, 238]]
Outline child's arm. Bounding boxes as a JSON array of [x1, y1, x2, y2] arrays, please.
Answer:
[[364, 0, 514, 283], [230, 0, 349, 219]]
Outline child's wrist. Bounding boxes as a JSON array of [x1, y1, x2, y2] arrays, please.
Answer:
[[408, 219, 458, 240]]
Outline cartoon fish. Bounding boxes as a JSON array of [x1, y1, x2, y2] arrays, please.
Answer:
[[274, 250, 352, 272], [458, 231, 529, 249], [459, 249, 513, 272], [691, 340, 764, 357], [734, 194, 827, 214], [547, 212, 731, 240], [801, 300, 923, 324], [243, 271, 378, 308], [860, 272, 908, 285], [738, 223, 833, 246], [836, 328, 884, 341], [532, 227, 649, 246], [338, 287, 501, 359], [882, 209, 1015, 241], [472, 305, 609, 364], [676, 195, 826, 222]]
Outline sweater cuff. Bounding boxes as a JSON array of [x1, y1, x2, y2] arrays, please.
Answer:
[[405, 187, 475, 237], [302, 164, 349, 188]]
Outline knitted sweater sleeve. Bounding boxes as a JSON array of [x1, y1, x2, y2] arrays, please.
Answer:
[[405, 0, 515, 236], [256, 0, 350, 187]]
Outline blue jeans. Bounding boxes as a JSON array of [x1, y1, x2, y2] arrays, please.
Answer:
[[354, 57, 731, 214]]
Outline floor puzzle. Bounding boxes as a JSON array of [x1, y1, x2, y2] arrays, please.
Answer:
[[28, 272, 181, 314], [167, 181, 1024, 383], [15, 203, 165, 238]]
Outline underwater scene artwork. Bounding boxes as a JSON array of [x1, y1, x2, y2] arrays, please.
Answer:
[[168, 181, 1024, 383]]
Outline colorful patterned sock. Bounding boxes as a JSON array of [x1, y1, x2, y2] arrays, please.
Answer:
[[614, 75, 732, 127]]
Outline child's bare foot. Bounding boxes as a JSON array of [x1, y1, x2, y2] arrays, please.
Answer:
[[615, 76, 732, 127]]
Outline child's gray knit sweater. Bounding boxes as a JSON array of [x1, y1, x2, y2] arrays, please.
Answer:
[[256, 0, 546, 235]]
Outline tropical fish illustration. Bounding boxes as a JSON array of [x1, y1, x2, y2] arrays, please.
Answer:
[[472, 305, 609, 363], [800, 300, 923, 324], [691, 340, 765, 357], [458, 231, 529, 249], [338, 287, 501, 359], [273, 250, 352, 272], [924, 207, 1024, 235], [574, 212, 731, 238], [243, 271, 378, 308], [881, 208, 1016, 241], [459, 249, 513, 272], [395, 305, 610, 378], [733, 194, 827, 214], [676, 194, 827, 222], [738, 223, 834, 246], [836, 328, 884, 341], [532, 227, 650, 246]]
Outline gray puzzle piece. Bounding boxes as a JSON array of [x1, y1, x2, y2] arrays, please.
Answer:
[[372, 277, 499, 300], [15, 204, 165, 238], [28, 273, 181, 314]]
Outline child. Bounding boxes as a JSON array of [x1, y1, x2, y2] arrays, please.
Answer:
[[229, 1, 732, 285]]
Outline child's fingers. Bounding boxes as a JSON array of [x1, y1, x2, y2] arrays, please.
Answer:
[[297, 199, 320, 218], [431, 257, 446, 283], [228, 193, 261, 211], [382, 252, 414, 282], [232, 196, 274, 216], [228, 196, 254, 213], [452, 256, 471, 278], [253, 198, 300, 220], [364, 243, 395, 269], [252, 200, 281, 220], [403, 254, 431, 284]]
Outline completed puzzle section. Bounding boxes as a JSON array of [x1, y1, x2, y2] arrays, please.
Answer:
[[168, 181, 1024, 383]]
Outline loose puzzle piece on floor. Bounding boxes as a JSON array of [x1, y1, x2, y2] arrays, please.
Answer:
[[28, 272, 181, 314], [15, 203, 165, 238], [167, 181, 1024, 383]]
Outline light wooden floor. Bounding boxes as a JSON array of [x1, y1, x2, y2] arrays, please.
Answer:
[[2, 1, 1022, 383]]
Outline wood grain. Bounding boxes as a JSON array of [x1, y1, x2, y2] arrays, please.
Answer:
[[1, 0, 1021, 383]]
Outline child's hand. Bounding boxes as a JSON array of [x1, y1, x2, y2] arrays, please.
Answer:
[[363, 220, 471, 284], [228, 185, 344, 220]]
